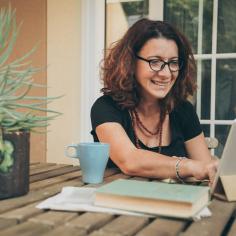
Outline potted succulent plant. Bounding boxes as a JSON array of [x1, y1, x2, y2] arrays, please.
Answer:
[[0, 6, 61, 199]]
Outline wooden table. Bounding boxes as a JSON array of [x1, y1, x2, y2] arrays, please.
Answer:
[[0, 163, 235, 236]]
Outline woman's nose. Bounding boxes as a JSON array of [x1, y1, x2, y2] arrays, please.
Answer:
[[157, 64, 172, 77]]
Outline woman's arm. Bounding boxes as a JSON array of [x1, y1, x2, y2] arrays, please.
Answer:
[[185, 132, 212, 162], [96, 122, 218, 182]]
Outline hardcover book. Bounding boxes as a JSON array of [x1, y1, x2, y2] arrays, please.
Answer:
[[95, 179, 210, 218]]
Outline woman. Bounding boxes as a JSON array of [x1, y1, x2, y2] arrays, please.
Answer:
[[90, 18, 218, 184]]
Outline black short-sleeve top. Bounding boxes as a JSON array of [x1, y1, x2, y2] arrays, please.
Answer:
[[90, 95, 202, 167]]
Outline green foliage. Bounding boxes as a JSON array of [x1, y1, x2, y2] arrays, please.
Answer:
[[0, 5, 61, 133], [0, 139, 14, 173], [121, 0, 149, 16]]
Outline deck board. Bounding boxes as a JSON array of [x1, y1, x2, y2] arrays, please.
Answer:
[[0, 222, 52, 236], [66, 212, 115, 234], [0, 218, 18, 230], [0, 202, 44, 223], [30, 164, 69, 175], [97, 215, 149, 236], [228, 218, 236, 236], [28, 211, 78, 226], [30, 171, 82, 191], [180, 199, 236, 236], [30, 165, 80, 182], [136, 218, 188, 236]]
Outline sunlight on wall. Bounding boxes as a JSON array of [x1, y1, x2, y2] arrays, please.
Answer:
[[47, 0, 81, 164]]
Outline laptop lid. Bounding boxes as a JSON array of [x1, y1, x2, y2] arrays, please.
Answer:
[[210, 120, 236, 195]]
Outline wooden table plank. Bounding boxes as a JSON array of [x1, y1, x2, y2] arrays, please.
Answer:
[[0, 202, 44, 223], [0, 222, 52, 236], [136, 218, 188, 236], [87, 172, 129, 188], [66, 212, 115, 234], [30, 165, 80, 182], [30, 163, 57, 171], [0, 218, 18, 230], [40, 225, 87, 236], [29, 211, 78, 226], [180, 199, 236, 236], [228, 218, 236, 236], [96, 215, 149, 236], [29, 162, 40, 166], [30, 170, 82, 191], [30, 164, 69, 175], [89, 231, 122, 236]]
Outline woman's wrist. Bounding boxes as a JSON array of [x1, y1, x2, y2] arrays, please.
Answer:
[[175, 157, 186, 183], [173, 157, 193, 181]]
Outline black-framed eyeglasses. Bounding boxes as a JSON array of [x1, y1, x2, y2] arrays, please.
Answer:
[[135, 55, 183, 72]]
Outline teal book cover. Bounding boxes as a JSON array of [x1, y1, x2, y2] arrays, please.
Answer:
[[95, 179, 210, 218], [96, 179, 210, 204]]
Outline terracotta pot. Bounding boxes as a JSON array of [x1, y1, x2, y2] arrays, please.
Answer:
[[0, 131, 30, 199]]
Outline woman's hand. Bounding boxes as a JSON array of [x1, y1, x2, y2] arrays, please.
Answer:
[[186, 158, 219, 185]]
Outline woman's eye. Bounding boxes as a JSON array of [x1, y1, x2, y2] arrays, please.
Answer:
[[150, 60, 162, 66], [170, 60, 179, 65]]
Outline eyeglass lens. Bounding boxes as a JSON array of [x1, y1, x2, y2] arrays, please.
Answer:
[[149, 59, 181, 72]]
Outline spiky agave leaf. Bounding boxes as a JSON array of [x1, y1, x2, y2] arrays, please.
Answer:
[[0, 5, 61, 133]]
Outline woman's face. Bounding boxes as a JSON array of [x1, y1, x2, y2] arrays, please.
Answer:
[[135, 37, 179, 102]]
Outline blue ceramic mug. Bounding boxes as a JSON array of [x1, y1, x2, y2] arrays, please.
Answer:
[[65, 142, 110, 184]]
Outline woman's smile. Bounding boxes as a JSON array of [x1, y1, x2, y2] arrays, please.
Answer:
[[150, 79, 172, 89]]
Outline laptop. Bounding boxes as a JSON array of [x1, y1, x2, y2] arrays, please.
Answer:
[[210, 120, 236, 201]]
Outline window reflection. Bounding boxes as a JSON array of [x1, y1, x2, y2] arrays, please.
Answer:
[[216, 59, 236, 120], [201, 124, 210, 137], [164, 0, 213, 54], [217, 0, 236, 53], [200, 60, 211, 119], [215, 125, 231, 157]]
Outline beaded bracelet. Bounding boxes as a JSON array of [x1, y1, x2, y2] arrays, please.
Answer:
[[175, 157, 186, 184]]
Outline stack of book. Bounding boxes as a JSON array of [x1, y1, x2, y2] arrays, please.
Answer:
[[94, 179, 210, 219]]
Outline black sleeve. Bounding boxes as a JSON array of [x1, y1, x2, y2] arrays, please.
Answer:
[[174, 101, 202, 141], [90, 95, 123, 132]]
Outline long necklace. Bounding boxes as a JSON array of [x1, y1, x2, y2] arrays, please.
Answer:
[[130, 109, 163, 153], [133, 109, 160, 136]]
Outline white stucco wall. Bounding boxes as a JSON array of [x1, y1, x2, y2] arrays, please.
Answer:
[[47, 0, 81, 164]]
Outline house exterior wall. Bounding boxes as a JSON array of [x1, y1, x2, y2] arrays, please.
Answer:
[[0, 0, 47, 163], [47, 0, 81, 164]]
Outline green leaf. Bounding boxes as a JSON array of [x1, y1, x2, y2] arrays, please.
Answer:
[[0, 5, 61, 133]]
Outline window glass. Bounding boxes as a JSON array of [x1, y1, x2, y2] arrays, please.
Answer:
[[215, 59, 236, 120], [201, 124, 210, 137], [199, 60, 211, 119], [215, 125, 231, 157], [217, 0, 236, 53], [164, 0, 213, 54], [121, 0, 148, 25]]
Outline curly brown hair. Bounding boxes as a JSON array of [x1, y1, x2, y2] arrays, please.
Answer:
[[101, 18, 197, 115]]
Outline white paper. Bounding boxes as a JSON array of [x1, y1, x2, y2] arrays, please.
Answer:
[[36, 186, 211, 220], [194, 206, 212, 221], [36, 186, 153, 217]]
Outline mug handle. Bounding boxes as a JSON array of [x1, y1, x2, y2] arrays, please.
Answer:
[[65, 144, 79, 158]]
